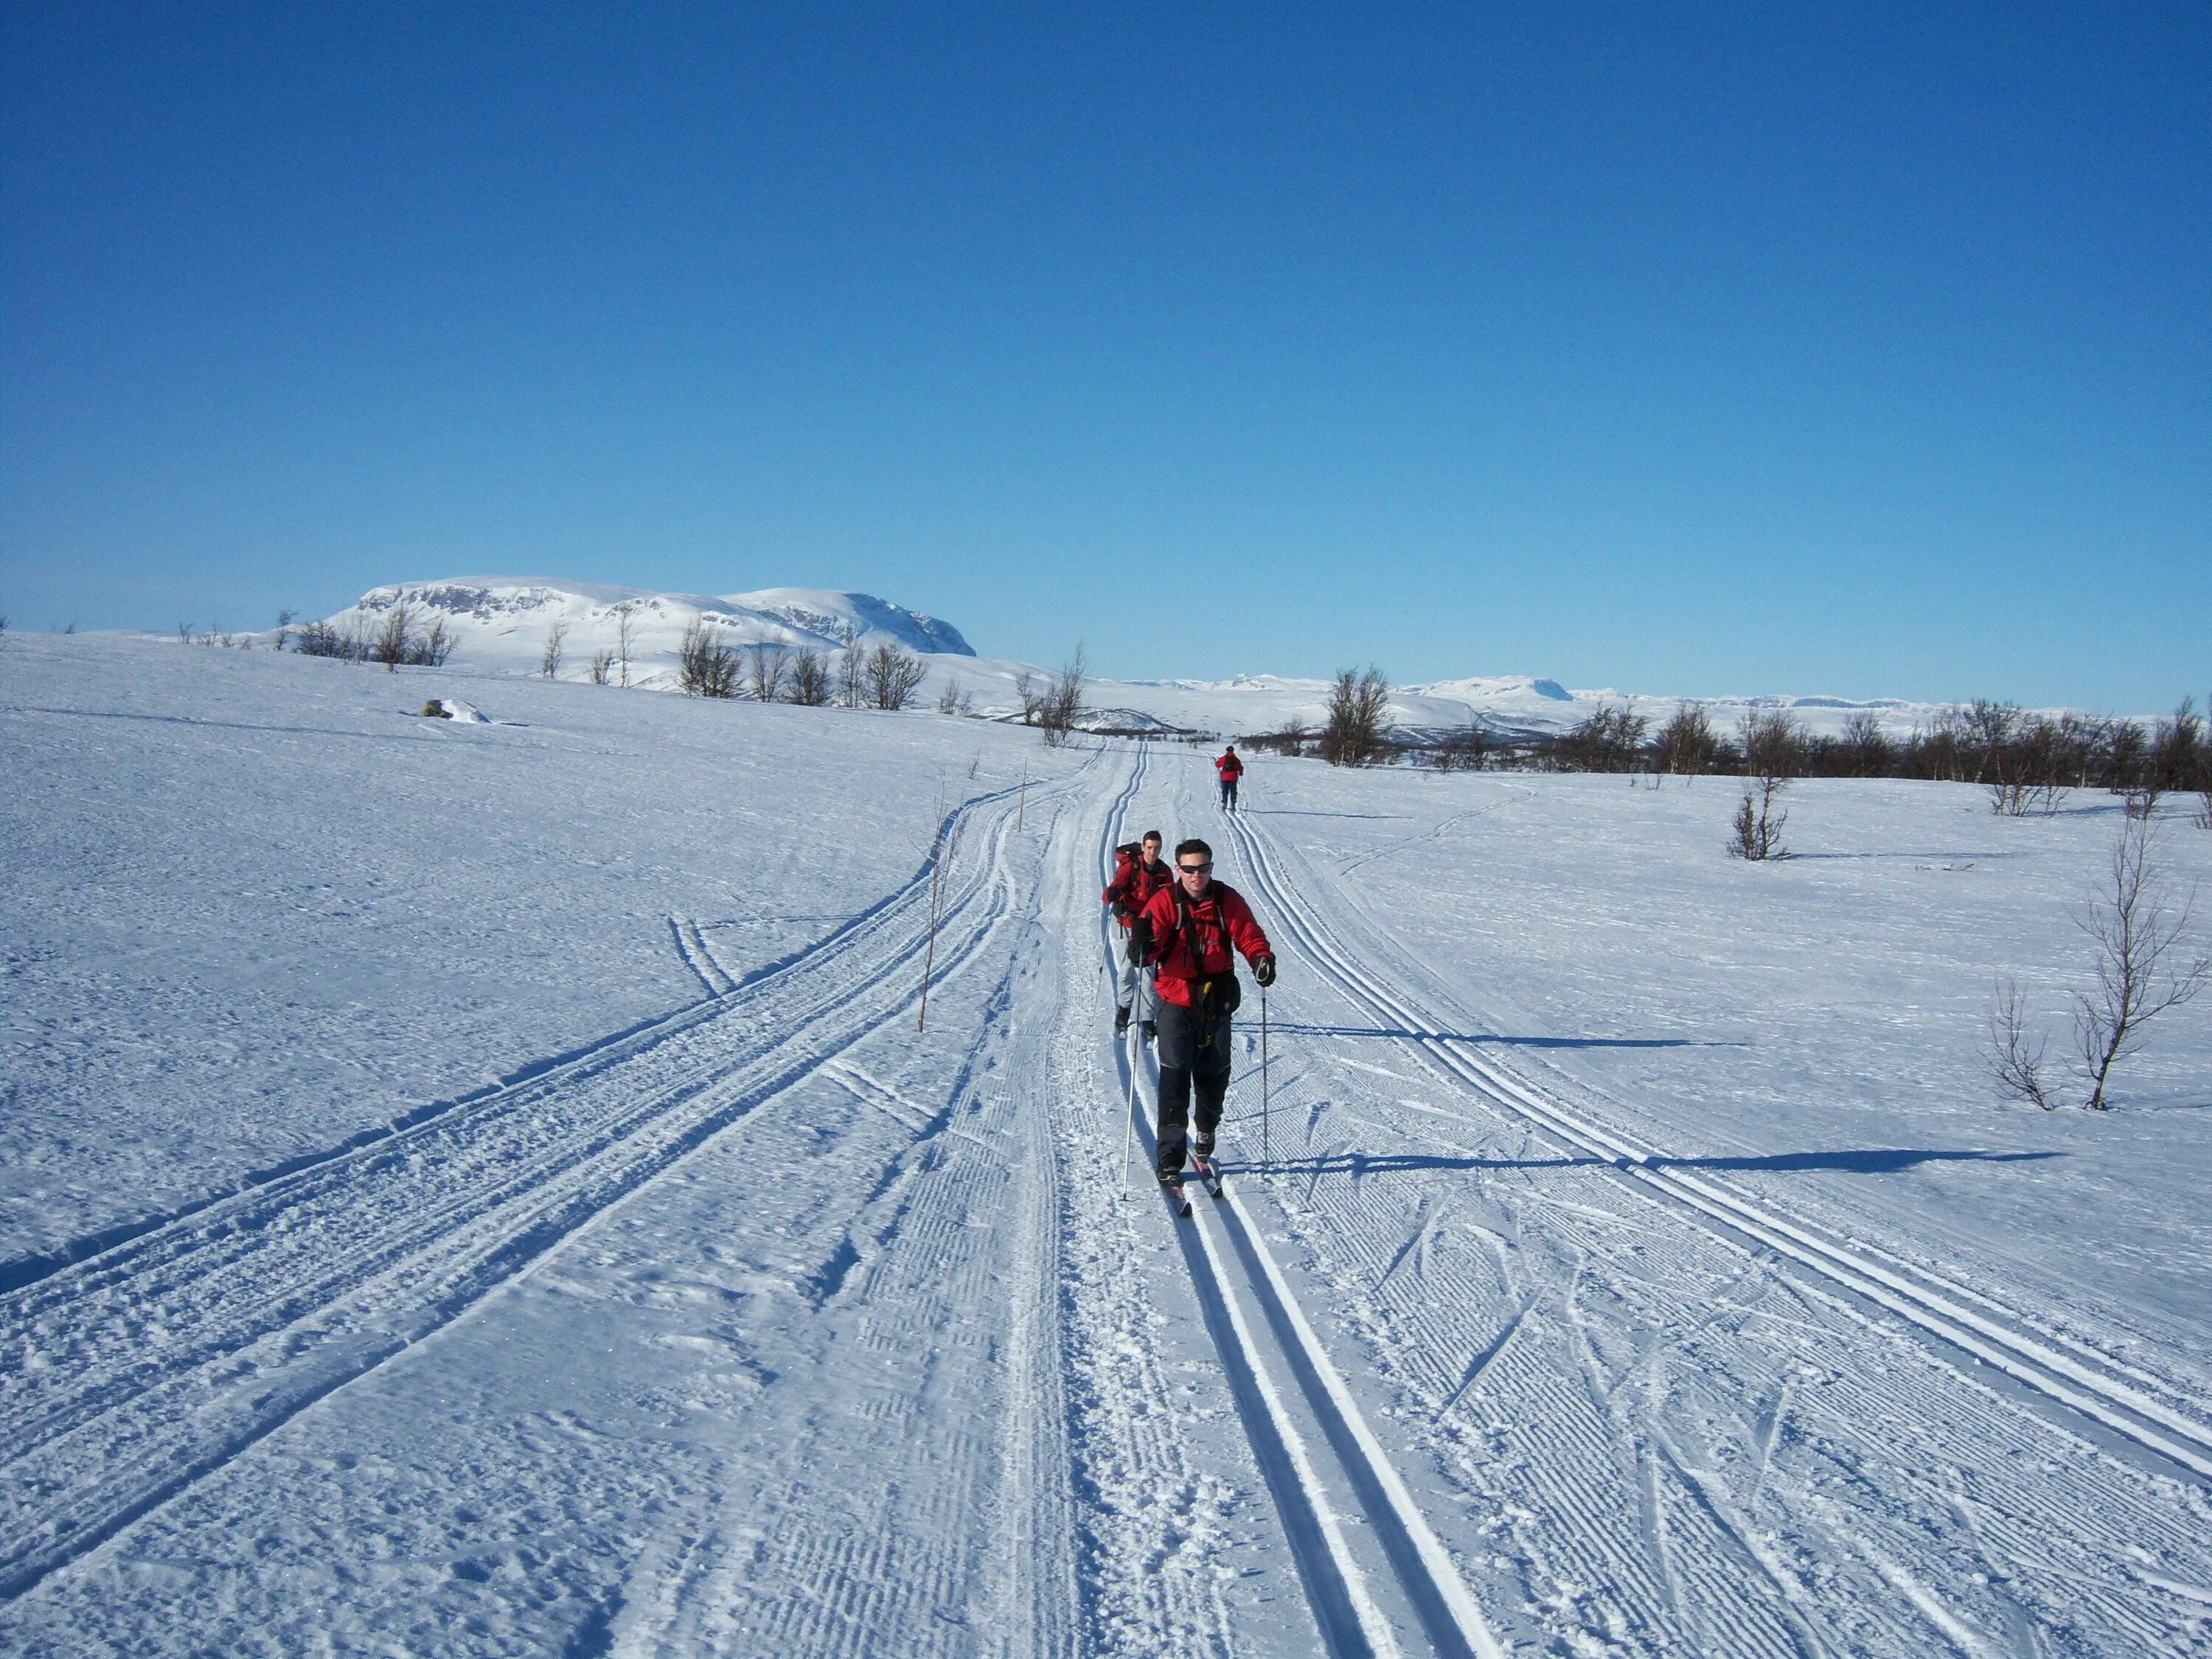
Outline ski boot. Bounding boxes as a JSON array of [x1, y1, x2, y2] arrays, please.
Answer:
[[1113, 1004, 1132, 1034]]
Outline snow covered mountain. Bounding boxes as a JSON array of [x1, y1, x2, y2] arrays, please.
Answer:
[[314, 578, 973, 686], [302, 578, 2048, 742]]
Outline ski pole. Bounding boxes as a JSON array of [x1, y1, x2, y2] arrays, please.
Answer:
[[1122, 1030, 1139, 1194], [1260, 987, 1270, 1175]]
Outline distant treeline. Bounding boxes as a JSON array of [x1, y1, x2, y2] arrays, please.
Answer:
[[1242, 691, 2209, 806]]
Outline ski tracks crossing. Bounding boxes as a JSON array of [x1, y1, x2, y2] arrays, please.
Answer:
[[1209, 771, 2212, 1658], [0, 760, 1090, 1615]]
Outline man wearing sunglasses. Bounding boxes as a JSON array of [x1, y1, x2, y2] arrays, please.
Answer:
[[1128, 838, 1278, 1189]]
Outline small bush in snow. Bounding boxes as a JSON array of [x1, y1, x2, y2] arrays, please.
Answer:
[[1038, 649, 1085, 746], [1727, 710, 1799, 862], [588, 648, 616, 685], [539, 618, 568, 680], [1987, 813, 2208, 1110]]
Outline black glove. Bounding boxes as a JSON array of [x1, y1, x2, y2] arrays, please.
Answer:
[[1253, 954, 1276, 987], [1127, 915, 1152, 966]]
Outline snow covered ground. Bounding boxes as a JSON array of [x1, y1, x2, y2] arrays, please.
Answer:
[[4, 630, 2209, 1656]]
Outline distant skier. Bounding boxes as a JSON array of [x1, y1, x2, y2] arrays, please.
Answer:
[[1102, 830, 1174, 1037], [1214, 745, 1245, 811], [1130, 838, 1276, 1187]]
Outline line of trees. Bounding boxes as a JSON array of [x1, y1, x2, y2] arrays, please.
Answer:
[[292, 601, 456, 669], [674, 624, 930, 709]]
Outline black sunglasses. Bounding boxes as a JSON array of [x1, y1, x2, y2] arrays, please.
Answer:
[[1178, 861, 1214, 874]]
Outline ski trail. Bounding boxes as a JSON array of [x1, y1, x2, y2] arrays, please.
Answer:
[[1099, 754, 1506, 1659], [1214, 801, 2212, 1487], [669, 915, 738, 996], [0, 756, 1100, 1604]]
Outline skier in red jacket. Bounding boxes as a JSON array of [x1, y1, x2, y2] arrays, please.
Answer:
[[1214, 745, 1245, 811], [1130, 838, 1276, 1187], [1102, 830, 1173, 1036]]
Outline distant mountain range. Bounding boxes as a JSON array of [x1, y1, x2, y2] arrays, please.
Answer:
[[300, 577, 2023, 742]]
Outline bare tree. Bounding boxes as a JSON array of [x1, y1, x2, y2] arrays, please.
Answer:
[[273, 608, 296, 653], [613, 603, 637, 687], [540, 616, 568, 680], [1838, 710, 1892, 778], [838, 644, 866, 708], [1039, 647, 1087, 746], [371, 599, 414, 672], [1728, 710, 1800, 861], [676, 619, 740, 698], [748, 641, 789, 702], [1320, 666, 1393, 767], [935, 675, 973, 716], [2075, 814, 2207, 1109], [866, 642, 928, 709], [1986, 978, 2058, 1110], [1012, 669, 1044, 726], [588, 647, 616, 685], [1654, 703, 1718, 776], [787, 649, 832, 706]]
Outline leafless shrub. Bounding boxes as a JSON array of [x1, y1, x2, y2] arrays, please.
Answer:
[[838, 644, 866, 708], [1655, 703, 1717, 776], [540, 617, 568, 679], [676, 618, 740, 698], [372, 599, 414, 672], [787, 649, 832, 706], [2074, 814, 2206, 1109], [1838, 710, 1892, 777], [416, 617, 454, 667], [588, 648, 616, 685], [1986, 978, 2058, 1109], [1039, 648, 1086, 746], [1727, 710, 1800, 861], [865, 642, 928, 709], [1989, 715, 2068, 817], [748, 641, 788, 702], [613, 604, 637, 687], [935, 675, 974, 716], [273, 609, 295, 652], [1013, 669, 1043, 726], [1319, 666, 1393, 767]]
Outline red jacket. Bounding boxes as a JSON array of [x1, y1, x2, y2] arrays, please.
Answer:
[[1102, 849, 1174, 927], [1138, 880, 1272, 1008], [1215, 751, 1244, 781]]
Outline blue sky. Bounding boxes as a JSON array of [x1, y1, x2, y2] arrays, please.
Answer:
[[4, 3, 2205, 708]]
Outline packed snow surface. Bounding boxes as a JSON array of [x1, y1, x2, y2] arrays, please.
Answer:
[[4, 631, 2211, 1656], [295, 576, 2105, 742]]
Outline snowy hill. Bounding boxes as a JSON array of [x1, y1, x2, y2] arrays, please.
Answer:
[[313, 578, 974, 688], [299, 578, 2034, 744]]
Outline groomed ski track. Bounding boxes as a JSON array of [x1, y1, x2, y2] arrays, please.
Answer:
[[6, 734, 2212, 1656]]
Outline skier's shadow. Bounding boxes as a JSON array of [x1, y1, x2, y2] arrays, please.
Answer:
[[1268, 1021, 1744, 1050], [1245, 1147, 2063, 1178]]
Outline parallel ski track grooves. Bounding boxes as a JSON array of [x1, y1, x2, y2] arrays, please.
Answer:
[[1104, 755, 1503, 1659], [0, 757, 1095, 1603], [1216, 803, 2212, 1488]]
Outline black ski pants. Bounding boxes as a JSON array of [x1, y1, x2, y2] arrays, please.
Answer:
[[1155, 993, 1231, 1177]]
